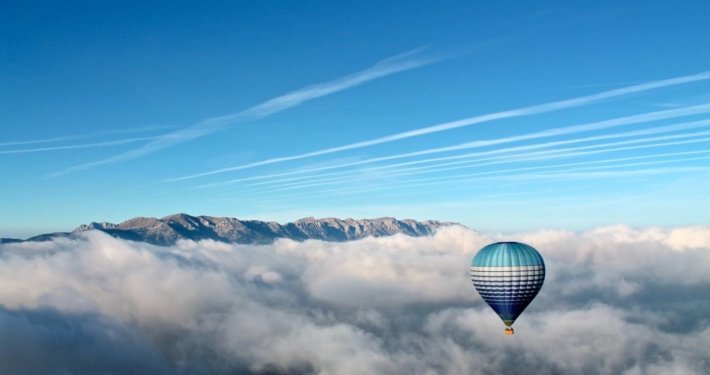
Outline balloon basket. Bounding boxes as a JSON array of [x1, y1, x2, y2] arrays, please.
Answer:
[[504, 327, 514, 335]]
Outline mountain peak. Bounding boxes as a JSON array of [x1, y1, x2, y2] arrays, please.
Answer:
[[53, 214, 460, 246]]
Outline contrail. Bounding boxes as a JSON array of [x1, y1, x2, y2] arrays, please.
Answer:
[[168, 70, 710, 182], [222, 118, 710, 190], [46, 48, 440, 178], [190, 106, 710, 189], [200, 120, 710, 191], [0, 136, 77, 147], [232, 134, 710, 198], [255, 148, 710, 202], [256, 132, 710, 194], [0, 125, 174, 147], [0, 136, 160, 155], [283, 133, 710, 192]]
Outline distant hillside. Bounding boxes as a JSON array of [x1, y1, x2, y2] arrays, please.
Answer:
[[0, 238, 22, 244], [3, 214, 458, 246]]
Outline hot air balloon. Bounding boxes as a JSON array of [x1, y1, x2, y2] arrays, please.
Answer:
[[470, 242, 545, 335]]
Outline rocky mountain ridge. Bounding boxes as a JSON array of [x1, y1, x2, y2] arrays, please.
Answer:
[[3, 213, 458, 246]]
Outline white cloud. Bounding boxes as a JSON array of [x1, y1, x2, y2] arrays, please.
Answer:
[[0, 225, 709, 374], [666, 226, 710, 250]]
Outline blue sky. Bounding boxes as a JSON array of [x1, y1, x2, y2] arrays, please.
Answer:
[[2, 1, 710, 237]]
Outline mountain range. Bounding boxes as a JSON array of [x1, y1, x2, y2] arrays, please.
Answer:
[[1, 213, 457, 246]]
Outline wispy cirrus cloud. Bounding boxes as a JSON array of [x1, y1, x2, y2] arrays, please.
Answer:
[[166, 70, 710, 182], [45, 48, 441, 179]]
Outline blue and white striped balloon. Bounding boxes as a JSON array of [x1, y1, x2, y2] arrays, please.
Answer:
[[470, 242, 545, 333]]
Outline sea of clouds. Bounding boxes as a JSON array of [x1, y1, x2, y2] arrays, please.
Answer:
[[0, 225, 709, 374]]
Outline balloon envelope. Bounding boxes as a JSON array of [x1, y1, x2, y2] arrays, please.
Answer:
[[470, 242, 545, 327]]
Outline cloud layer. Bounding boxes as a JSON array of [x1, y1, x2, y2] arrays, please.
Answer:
[[1, 225, 709, 374]]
